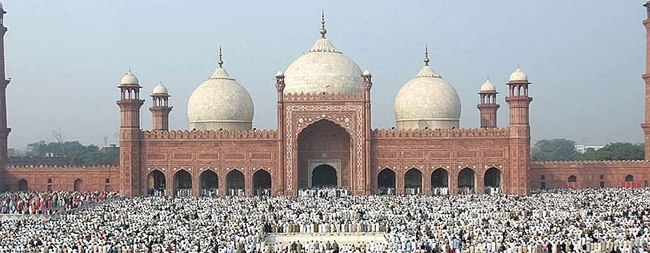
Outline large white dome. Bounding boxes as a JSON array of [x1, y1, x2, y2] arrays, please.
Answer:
[[187, 65, 254, 131], [394, 64, 461, 130], [283, 37, 363, 94]]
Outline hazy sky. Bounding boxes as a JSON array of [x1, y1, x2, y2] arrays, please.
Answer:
[[1, 0, 646, 149]]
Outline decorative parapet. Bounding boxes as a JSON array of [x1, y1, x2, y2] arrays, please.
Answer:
[[372, 127, 511, 139], [284, 91, 364, 101], [5, 164, 119, 170], [142, 129, 277, 140], [532, 160, 648, 166]]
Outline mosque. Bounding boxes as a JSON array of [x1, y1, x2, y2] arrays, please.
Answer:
[[1, 4, 649, 197]]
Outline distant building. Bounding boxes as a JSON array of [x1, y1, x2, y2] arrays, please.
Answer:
[[0, 3, 648, 195], [575, 145, 605, 154]]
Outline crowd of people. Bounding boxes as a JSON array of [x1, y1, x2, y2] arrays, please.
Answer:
[[0, 191, 118, 215], [0, 188, 648, 252]]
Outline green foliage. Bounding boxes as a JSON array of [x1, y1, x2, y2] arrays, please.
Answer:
[[532, 138, 579, 161], [588, 142, 644, 161], [532, 139, 645, 161], [26, 141, 119, 165]]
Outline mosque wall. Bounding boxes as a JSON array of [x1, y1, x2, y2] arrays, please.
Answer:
[[2, 165, 119, 192], [140, 129, 278, 196], [371, 127, 513, 194], [530, 161, 650, 189]]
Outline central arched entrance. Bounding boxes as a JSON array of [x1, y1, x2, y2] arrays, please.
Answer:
[[377, 168, 396, 195], [174, 170, 192, 197], [148, 170, 166, 196], [297, 120, 351, 189], [311, 164, 337, 187]]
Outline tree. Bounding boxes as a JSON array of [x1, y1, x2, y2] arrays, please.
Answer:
[[587, 142, 644, 160], [532, 138, 645, 161], [25, 141, 119, 165], [532, 138, 579, 161]]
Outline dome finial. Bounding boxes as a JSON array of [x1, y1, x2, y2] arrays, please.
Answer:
[[424, 44, 430, 66], [320, 10, 327, 39], [218, 47, 224, 68]]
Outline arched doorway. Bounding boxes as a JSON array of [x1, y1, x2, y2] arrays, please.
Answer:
[[404, 168, 422, 195], [253, 170, 272, 196], [484, 167, 501, 194], [311, 164, 337, 188], [625, 175, 634, 182], [568, 175, 577, 182], [377, 168, 396, 195], [297, 120, 350, 189], [174, 170, 192, 197], [226, 170, 245, 196], [148, 170, 166, 196], [458, 168, 475, 194], [199, 170, 218, 197], [431, 168, 449, 195], [17, 179, 28, 192], [74, 179, 84, 192]]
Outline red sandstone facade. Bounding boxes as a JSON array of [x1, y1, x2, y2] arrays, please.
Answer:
[[2, 5, 650, 196]]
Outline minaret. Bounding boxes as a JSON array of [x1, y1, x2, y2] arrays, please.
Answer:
[[0, 4, 10, 171], [117, 71, 144, 197], [505, 67, 532, 195], [275, 69, 285, 196], [642, 1, 650, 160], [477, 79, 499, 128], [149, 82, 172, 130], [362, 69, 372, 194]]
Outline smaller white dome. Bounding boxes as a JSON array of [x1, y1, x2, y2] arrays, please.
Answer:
[[187, 65, 254, 131], [479, 79, 496, 92], [509, 67, 528, 82], [363, 70, 371, 76], [120, 71, 139, 85], [276, 70, 284, 77], [394, 64, 461, 130], [152, 82, 168, 95]]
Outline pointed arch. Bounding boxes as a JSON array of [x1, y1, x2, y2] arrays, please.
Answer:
[[199, 170, 218, 197], [297, 119, 350, 189], [17, 179, 28, 192], [568, 175, 577, 183], [148, 170, 166, 196], [253, 169, 272, 196], [458, 167, 475, 194], [431, 168, 449, 195], [377, 168, 396, 195], [311, 164, 338, 187], [484, 167, 501, 194], [173, 170, 192, 197], [625, 175, 634, 182], [404, 168, 422, 195], [74, 179, 84, 192], [226, 169, 245, 196]]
